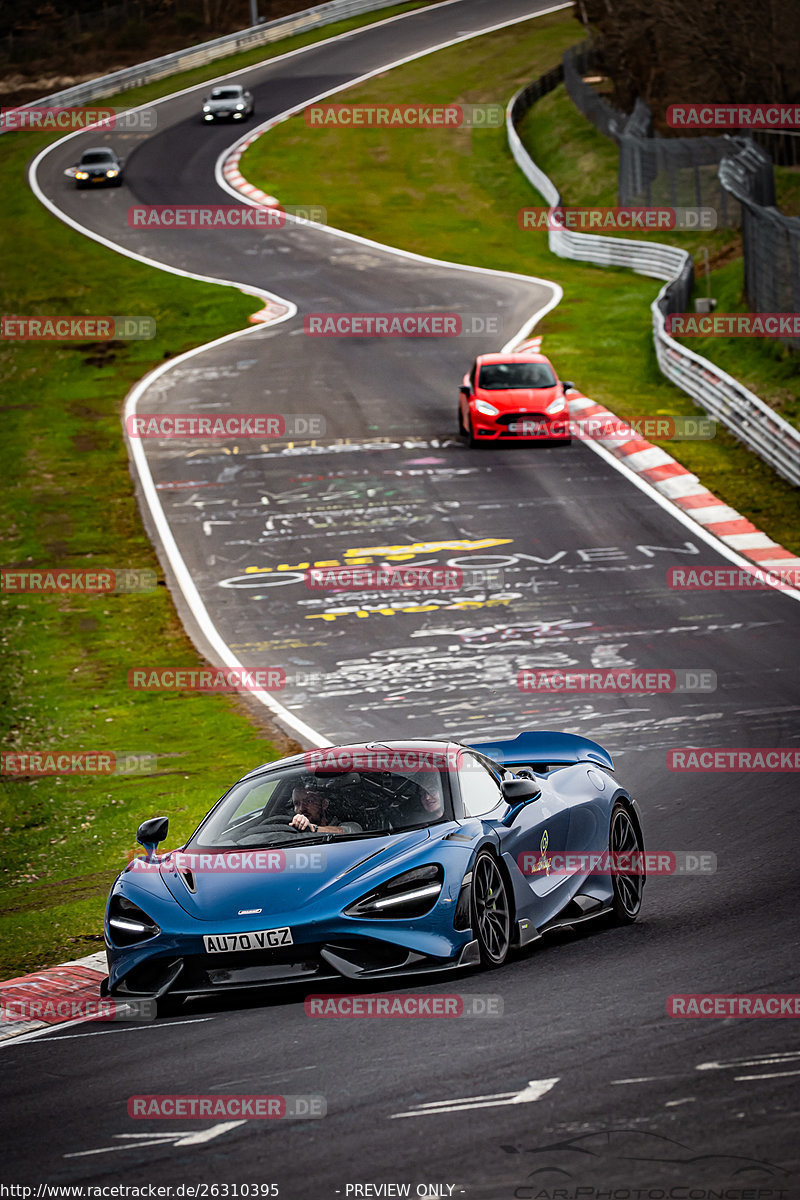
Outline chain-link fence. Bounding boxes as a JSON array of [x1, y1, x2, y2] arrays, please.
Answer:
[[563, 43, 743, 221], [507, 65, 800, 486], [563, 41, 799, 350], [720, 144, 800, 350]]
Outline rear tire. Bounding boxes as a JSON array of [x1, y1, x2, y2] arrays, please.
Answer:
[[609, 802, 645, 924]]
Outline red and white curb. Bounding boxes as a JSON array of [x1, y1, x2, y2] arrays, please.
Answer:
[[221, 134, 295, 326], [221, 132, 279, 209], [567, 391, 800, 576], [0, 951, 108, 1043]]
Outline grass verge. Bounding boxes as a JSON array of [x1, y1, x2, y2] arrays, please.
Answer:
[[240, 10, 800, 553], [0, 1, 433, 979]]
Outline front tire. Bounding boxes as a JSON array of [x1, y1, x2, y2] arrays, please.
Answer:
[[458, 405, 477, 448], [471, 851, 511, 967], [609, 802, 645, 924]]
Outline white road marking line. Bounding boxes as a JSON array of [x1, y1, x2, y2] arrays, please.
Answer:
[[2, 1017, 213, 1047], [390, 1077, 559, 1118], [64, 1122, 245, 1158], [697, 1050, 800, 1071], [734, 1069, 800, 1082], [665, 1098, 696, 1107]]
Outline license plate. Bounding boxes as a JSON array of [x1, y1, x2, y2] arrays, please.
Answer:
[[508, 421, 545, 434], [203, 927, 293, 953]]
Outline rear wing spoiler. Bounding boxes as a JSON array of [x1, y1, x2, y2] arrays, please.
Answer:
[[466, 730, 613, 772]]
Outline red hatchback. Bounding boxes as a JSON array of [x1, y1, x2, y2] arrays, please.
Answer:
[[458, 351, 574, 446]]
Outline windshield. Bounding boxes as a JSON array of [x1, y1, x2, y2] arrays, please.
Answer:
[[187, 764, 451, 850], [478, 362, 557, 390], [80, 150, 114, 164], [210, 88, 241, 99]]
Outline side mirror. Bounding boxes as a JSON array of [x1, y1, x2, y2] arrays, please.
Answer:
[[561, 381, 575, 392], [500, 777, 542, 826], [137, 816, 169, 860], [459, 384, 471, 397]]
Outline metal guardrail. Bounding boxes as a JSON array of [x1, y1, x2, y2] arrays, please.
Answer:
[[12, 0, 409, 111], [507, 75, 800, 489]]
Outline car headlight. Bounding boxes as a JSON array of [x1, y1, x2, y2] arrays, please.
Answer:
[[235, 103, 245, 110], [75, 171, 88, 179], [545, 397, 566, 414], [108, 894, 160, 946], [475, 400, 499, 417], [345, 864, 443, 919], [203, 105, 211, 112], [106, 169, 118, 177]]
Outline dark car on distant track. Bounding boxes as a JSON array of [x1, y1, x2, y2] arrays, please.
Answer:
[[72, 147, 124, 188]]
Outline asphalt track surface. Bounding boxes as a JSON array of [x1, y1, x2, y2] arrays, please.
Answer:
[[5, 0, 800, 1193]]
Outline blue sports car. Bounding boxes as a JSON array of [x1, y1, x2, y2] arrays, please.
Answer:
[[102, 732, 645, 1014]]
